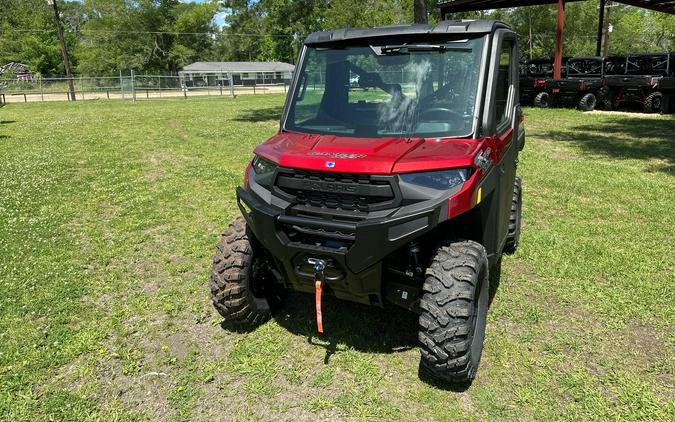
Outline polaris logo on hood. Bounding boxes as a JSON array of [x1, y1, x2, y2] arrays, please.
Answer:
[[308, 152, 367, 159], [302, 180, 357, 193]]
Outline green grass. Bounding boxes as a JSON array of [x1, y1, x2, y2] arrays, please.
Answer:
[[1, 96, 673, 421]]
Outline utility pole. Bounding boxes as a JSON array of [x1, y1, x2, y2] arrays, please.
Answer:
[[603, 1, 612, 57], [596, 0, 606, 56], [47, 0, 76, 101]]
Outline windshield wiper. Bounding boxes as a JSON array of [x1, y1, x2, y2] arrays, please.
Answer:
[[379, 45, 471, 54]]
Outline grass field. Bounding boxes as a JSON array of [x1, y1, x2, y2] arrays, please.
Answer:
[[1, 96, 673, 421]]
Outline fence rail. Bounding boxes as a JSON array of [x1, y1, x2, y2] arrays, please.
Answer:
[[0, 74, 290, 104]]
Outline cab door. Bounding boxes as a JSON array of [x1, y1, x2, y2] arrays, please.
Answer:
[[482, 30, 520, 254]]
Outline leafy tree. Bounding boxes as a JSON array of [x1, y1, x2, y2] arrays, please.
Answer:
[[1, 0, 673, 76]]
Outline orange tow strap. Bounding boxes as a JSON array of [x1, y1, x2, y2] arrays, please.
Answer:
[[315, 279, 323, 333]]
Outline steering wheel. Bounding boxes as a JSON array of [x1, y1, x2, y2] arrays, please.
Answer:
[[418, 107, 465, 123]]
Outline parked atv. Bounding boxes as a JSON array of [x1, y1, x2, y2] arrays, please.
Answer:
[[541, 57, 609, 111], [520, 57, 557, 106], [210, 20, 524, 384], [604, 53, 673, 113]]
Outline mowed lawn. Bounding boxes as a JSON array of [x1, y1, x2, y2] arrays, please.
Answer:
[[0, 95, 673, 421]]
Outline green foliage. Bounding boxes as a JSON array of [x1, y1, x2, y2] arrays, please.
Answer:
[[0, 1, 674, 75], [74, 0, 219, 75], [483, 3, 675, 59]]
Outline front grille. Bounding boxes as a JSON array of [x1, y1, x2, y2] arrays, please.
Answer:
[[274, 168, 397, 213]]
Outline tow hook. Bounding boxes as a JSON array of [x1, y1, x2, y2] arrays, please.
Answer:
[[307, 257, 328, 333]]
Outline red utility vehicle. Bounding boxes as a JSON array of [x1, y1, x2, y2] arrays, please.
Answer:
[[210, 20, 524, 383]]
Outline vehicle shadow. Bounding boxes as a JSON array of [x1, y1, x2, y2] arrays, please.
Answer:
[[270, 260, 502, 392], [233, 106, 284, 123], [274, 292, 418, 364], [542, 115, 675, 174]]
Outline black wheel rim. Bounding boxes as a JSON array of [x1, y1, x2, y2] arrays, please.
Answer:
[[251, 255, 274, 298]]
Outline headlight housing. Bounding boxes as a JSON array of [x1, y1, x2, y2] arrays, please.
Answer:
[[399, 168, 471, 191], [252, 155, 277, 175]]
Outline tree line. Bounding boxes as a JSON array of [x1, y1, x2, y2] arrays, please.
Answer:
[[0, 0, 672, 77]]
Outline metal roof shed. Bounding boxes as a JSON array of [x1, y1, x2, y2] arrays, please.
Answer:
[[179, 61, 295, 87]]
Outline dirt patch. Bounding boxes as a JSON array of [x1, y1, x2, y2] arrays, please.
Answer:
[[591, 110, 662, 119], [510, 261, 540, 282], [140, 150, 178, 183]]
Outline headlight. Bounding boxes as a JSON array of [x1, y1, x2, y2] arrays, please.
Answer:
[[399, 168, 471, 191], [252, 155, 277, 175]]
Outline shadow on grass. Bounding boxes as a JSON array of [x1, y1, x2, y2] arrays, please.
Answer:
[[274, 292, 418, 363], [543, 115, 675, 174], [216, 257, 503, 390], [234, 106, 284, 123], [0, 120, 16, 124]]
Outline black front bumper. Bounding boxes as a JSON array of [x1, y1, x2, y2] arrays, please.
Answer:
[[236, 186, 448, 305]]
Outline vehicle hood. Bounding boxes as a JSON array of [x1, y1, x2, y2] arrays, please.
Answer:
[[254, 132, 482, 174]]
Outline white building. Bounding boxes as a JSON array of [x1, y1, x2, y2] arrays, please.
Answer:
[[179, 61, 295, 87]]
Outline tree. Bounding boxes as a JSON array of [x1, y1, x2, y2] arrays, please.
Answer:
[[413, 0, 427, 24], [1, 0, 673, 76]]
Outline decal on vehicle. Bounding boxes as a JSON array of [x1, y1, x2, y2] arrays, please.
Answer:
[[308, 152, 367, 159], [474, 147, 493, 171], [325, 161, 335, 168]]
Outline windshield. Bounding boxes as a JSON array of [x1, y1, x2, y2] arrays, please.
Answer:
[[285, 37, 485, 138]]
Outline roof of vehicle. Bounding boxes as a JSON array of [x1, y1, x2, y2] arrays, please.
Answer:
[[568, 56, 604, 61], [304, 20, 510, 45], [627, 52, 671, 57], [522, 57, 554, 64]]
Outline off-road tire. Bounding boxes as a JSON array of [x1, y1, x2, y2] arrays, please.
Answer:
[[577, 93, 597, 112], [644, 91, 663, 113], [209, 217, 274, 327], [533, 91, 550, 108], [503, 176, 522, 255], [419, 240, 490, 383]]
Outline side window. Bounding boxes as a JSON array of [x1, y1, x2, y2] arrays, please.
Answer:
[[495, 41, 513, 126]]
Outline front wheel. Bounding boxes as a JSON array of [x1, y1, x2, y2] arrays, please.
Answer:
[[577, 93, 597, 112], [534, 91, 550, 108], [209, 217, 282, 327], [644, 91, 663, 113], [418, 240, 489, 383]]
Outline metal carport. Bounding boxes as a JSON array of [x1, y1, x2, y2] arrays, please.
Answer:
[[438, 1, 675, 79]]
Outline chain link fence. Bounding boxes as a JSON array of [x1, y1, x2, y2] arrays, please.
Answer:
[[0, 74, 290, 104]]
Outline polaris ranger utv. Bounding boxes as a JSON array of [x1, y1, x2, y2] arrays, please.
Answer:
[[210, 20, 524, 383], [539, 57, 611, 111], [520, 57, 564, 107], [604, 53, 673, 113]]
